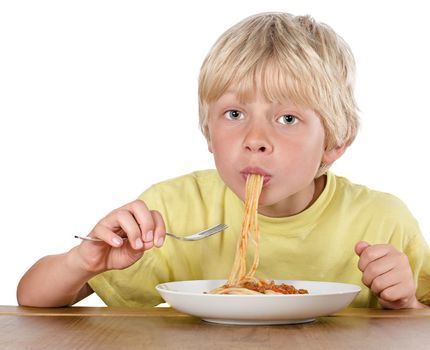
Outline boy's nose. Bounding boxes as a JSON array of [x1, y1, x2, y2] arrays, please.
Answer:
[[243, 127, 273, 153], [245, 140, 269, 152]]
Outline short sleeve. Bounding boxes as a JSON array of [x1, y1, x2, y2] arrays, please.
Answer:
[[405, 231, 430, 305]]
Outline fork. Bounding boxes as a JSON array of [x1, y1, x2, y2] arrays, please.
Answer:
[[74, 223, 228, 242]]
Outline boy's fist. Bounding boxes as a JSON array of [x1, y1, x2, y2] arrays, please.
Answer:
[[355, 241, 423, 309]]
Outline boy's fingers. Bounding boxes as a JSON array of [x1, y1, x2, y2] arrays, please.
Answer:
[[379, 282, 410, 303], [361, 254, 398, 286], [142, 241, 154, 251], [368, 268, 398, 295], [379, 298, 409, 310], [357, 244, 391, 272], [115, 210, 144, 250], [151, 210, 166, 247], [91, 225, 124, 247], [354, 241, 370, 256], [125, 200, 155, 243]]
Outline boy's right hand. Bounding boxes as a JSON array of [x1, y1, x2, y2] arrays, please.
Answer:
[[76, 199, 166, 274]]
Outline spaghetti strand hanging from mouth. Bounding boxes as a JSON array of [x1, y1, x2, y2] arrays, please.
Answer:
[[209, 173, 308, 295], [228, 174, 263, 286]]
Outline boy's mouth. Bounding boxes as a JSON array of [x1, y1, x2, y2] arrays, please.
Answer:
[[240, 167, 271, 185]]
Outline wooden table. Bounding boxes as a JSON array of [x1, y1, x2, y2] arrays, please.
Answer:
[[1, 305, 430, 349]]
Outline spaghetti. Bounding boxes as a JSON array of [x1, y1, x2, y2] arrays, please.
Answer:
[[209, 174, 308, 295]]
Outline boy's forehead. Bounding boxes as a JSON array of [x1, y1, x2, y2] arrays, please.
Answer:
[[203, 52, 317, 110]]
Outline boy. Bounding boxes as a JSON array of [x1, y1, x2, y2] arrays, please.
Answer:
[[17, 12, 430, 309]]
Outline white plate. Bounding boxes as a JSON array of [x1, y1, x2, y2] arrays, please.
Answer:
[[156, 279, 361, 325]]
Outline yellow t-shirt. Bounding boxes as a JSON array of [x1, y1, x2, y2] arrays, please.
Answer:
[[88, 170, 430, 307]]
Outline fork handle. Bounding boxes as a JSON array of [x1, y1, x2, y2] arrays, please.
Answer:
[[74, 233, 179, 242]]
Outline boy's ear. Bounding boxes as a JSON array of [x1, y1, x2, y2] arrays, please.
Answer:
[[322, 143, 348, 165]]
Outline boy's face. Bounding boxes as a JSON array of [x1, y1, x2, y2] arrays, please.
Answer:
[[207, 89, 339, 217]]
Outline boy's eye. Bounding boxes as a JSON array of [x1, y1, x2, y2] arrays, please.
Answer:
[[224, 110, 244, 120], [277, 114, 298, 125]]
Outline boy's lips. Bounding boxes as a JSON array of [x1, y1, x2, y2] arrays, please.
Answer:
[[240, 167, 271, 185]]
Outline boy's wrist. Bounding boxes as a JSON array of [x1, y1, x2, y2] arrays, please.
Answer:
[[66, 246, 104, 279]]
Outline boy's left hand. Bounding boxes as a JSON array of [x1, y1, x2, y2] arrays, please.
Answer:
[[355, 241, 425, 309]]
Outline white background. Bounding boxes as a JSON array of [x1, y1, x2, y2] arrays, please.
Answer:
[[1, 0, 429, 306]]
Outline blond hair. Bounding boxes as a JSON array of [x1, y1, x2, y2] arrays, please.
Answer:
[[198, 12, 359, 170]]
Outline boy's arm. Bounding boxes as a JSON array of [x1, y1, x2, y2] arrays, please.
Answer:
[[17, 246, 96, 307], [17, 199, 167, 307]]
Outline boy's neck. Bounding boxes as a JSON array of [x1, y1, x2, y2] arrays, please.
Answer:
[[312, 174, 327, 206]]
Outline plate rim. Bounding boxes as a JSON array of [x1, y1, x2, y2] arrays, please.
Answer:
[[156, 279, 361, 297]]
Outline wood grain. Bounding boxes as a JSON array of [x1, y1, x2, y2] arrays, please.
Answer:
[[1, 306, 430, 350]]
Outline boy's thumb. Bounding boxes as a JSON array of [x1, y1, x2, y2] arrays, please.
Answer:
[[355, 241, 370, 256]]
